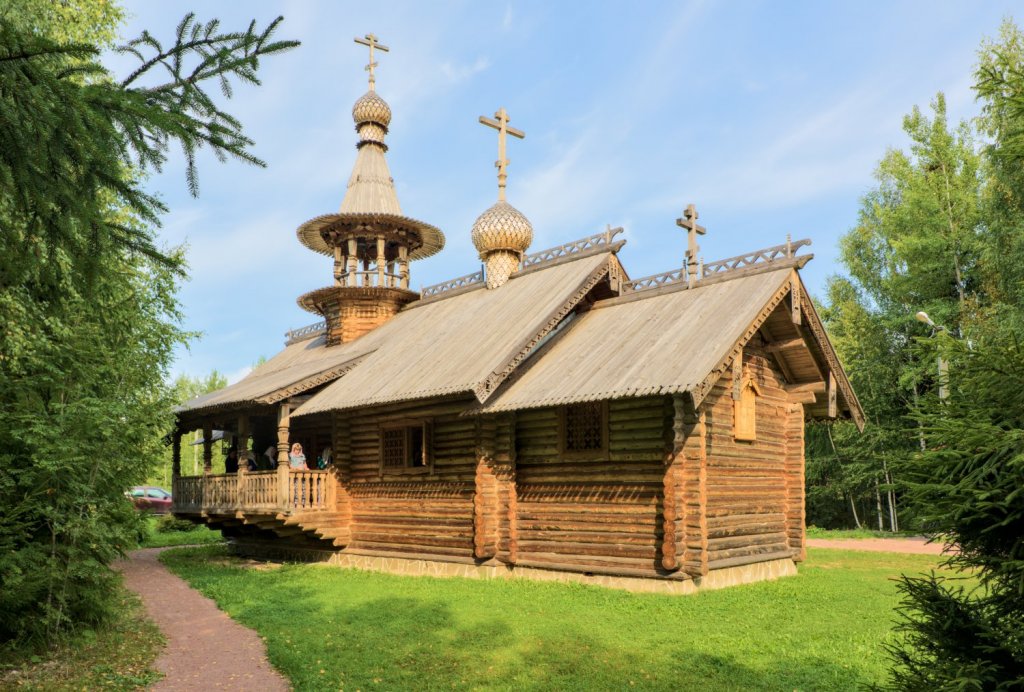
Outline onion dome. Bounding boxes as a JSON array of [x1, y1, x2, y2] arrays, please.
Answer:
[[472, 201, 533, 289], [352, 90, 392, 129], [471, 201, 533, 256]]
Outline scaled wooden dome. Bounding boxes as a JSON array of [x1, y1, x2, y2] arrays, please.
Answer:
[[471, 201, 534, 256]]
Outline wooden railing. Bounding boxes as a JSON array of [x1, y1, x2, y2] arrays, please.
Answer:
[[172, 469, 334, 515]]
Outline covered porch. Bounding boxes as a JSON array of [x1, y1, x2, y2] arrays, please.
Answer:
[[170, 390, 348, 546]]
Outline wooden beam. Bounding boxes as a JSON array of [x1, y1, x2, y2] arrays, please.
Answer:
[[765, 337, 805, 353], [827, 371, 838, 418], [787, 391, 818, 405], [790, 275, 802, 325], [785, 381, 825, 394]]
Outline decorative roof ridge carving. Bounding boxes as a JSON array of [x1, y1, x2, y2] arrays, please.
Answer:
[[614, 238, 812, 299], [410, 229, 625, 309], [519, 226, 625, 271], [284, 321, 327, 345]]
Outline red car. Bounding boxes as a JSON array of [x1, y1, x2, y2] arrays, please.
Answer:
[[128, 486, 173, 514]]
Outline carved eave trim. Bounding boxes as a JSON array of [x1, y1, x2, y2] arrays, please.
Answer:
[[255, 357, 369, 407], [795, 278, 866, 431], [689, 270, 865, 432], [690, 277, 794, 409], [473, 257, 614, 402]]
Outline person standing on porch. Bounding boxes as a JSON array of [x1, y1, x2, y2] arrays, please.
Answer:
[[224, 448, 239, 474], [289, 443, 307, 469], [289, 443, 308, 507], [263, 445, 277, 470]]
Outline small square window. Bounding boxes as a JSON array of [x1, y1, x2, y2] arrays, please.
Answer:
[[560, 401, 608, 459], [380, 422, 432, 472]]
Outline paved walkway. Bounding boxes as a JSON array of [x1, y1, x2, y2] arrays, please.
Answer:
[[114, 548, 289, 691], [807, 536, 948, 555]]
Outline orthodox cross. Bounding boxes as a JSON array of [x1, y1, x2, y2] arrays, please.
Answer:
[[354, 33, 389, 90], [479, 107, 525, 202], [676, 203, 706, 287]]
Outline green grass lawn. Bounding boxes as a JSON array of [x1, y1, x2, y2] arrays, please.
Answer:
[[805, 526, 922, 539], [160, 546, 946, 691], [139, 514, 225, 548]]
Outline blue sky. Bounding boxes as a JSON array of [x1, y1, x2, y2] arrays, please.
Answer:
[[113, 1, 1018, 384]]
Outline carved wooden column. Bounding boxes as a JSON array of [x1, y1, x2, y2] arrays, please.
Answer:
[[202, 421, 213, 474], [399, 246, 409, 289], [237, 413, 249, 508], [376, 234, 386, 287], [276, 402, 291, 509], [333, 246, 344, 286], [347, 238, 358, 286]]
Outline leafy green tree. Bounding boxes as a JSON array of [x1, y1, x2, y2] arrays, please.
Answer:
[[148, 371, 229, 487], [0, 12, 297, 645], [809, 94, 985, 532]]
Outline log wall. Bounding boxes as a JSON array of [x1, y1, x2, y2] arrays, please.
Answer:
[[514, 396, 667, 577], [313, 363, 804, 579], [701, 346, 803, 570], [331, 399, 501, 560]]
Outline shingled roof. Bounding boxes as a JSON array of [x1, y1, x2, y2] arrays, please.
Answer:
[[293, 249, 615, 417], [471, 263, 863, 429]]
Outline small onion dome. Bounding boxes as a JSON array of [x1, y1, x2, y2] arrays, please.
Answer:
[[471, 201, 533, 257], [352, 90, 392, 128]]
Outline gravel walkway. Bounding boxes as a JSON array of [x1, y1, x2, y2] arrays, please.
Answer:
[[807, 536, 949, 555], [114, 547, 289, 691]]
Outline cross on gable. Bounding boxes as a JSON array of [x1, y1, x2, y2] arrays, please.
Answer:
[[479, 107, 525, 202], [354, 33, 389, 90], [676, 203, 707, 287]]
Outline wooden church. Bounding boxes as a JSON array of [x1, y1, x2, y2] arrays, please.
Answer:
[[172, 34, 864, 593]]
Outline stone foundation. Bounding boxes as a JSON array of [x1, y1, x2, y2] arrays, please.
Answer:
[[229, 541, 797, 594]]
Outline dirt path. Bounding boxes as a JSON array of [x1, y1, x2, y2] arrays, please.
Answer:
[[807, 536, 948, 555], [114, 548, 289, 691]]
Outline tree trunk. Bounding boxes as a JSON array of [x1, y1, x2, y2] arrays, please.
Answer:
[[875, 479, 884, 532], [848, 493, 862, 529]]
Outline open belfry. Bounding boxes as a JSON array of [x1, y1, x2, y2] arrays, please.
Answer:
[[173, 34, 864, 593]]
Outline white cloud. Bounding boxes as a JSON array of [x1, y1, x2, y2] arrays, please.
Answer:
[[440, 56, 491, 85]]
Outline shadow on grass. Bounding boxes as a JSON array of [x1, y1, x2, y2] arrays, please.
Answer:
[[249, 590, 870, 691], [160, 547, 886, 691]]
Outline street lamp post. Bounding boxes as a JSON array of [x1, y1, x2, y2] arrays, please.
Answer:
[[915, 311, 949, 401]]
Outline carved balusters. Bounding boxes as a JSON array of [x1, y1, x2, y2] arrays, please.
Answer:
[[376, 235, 386, 287], [276, 402, 291, 509]]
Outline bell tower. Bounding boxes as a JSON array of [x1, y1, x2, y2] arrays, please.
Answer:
[[295, 33, 445, 345]]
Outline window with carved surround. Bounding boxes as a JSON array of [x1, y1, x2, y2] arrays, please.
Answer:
[[559, 401, 609, 459], [379, 421, 432, 473]]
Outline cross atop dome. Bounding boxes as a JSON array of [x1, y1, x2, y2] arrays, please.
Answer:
[[479, 107, 525, 202], [472, 106, 532, 289], [354, 33, 389, 91]]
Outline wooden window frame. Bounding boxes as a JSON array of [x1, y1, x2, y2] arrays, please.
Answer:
[[378, 419, 433, 476], [733, 377, 761, 442], [558, 401, 610, 460]]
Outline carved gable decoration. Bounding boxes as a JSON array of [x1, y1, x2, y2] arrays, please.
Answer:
[[733, 377, 761, 442]]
